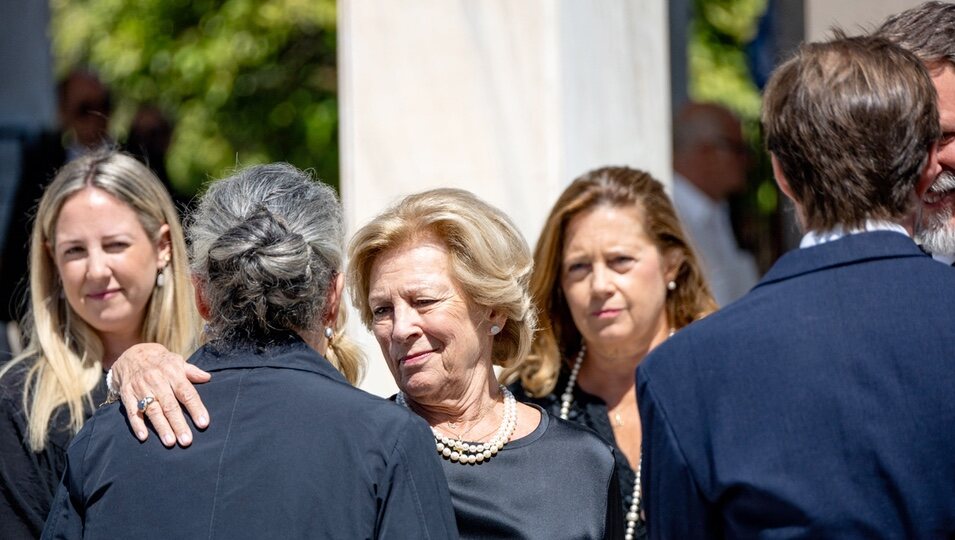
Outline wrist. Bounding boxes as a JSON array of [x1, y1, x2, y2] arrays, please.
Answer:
[[104, 369, 121, 404]]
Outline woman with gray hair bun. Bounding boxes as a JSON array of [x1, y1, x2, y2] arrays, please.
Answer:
[[42, 164, 458, 539]]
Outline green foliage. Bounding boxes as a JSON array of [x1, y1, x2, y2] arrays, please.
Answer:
[[689, 0, 766, 121], [51, 0, 339, 195]]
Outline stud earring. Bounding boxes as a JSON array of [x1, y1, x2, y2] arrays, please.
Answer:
[[324, 326, 334, 340], [490, 324, 501, 336], [667, 280, 677, 291]]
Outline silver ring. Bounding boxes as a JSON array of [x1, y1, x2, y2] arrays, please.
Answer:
[[137, 396, 156, 412]]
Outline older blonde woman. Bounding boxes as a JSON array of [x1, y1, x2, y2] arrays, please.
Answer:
[[0, 150, 199, 537], [346, 188, 619, 539], [511, 166, 717, 540]]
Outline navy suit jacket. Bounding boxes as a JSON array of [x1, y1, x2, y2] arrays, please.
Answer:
[[638, 231, 955, 538], [42, 335, 459, 539]]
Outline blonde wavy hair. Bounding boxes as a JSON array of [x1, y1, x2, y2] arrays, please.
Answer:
[[518, 166, 717, 397], [347, 188, 536, 382], [0, 150, 200, 451]]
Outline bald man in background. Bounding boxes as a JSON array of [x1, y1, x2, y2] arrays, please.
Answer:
[[672, 102, 759, 305]]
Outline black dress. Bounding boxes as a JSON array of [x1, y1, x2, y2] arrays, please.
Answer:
[[440, 405, 622, 539], [42, 336, 459, 539], [0, 360, 106, 539], [512, 372, 645, 540]]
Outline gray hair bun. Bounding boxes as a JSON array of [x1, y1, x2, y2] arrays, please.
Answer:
[[190, 163, 343, 341]]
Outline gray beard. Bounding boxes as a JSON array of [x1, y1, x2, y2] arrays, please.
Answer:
[[917, 170, 955, 256]]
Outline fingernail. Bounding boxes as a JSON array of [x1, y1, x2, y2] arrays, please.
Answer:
[[198, 415, 209, 427], [179, 433, 192, 445], [162, 433, 176, 446], [137, 431, 147, 441]]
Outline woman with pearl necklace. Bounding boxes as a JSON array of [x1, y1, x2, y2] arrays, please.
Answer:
[[511, 166, 717, 540]]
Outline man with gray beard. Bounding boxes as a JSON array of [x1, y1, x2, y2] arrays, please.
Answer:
[[878, 1, 955, 263]]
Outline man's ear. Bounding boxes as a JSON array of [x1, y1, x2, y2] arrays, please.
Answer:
[[771, 154, 796, 202], [192, 275, 211, 321], [916, 143, 940, 198], [771, 153, 807, 230]]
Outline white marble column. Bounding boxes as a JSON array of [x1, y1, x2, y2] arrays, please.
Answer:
[[339, 0, 671, 396]]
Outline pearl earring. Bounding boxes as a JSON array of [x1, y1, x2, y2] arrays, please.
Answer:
[[156, 269, 165, 288], [324, 327, 334, 340], [490, 324, 501, 336], [667, 280, 677, 291]]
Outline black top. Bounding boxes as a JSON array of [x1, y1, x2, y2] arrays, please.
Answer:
[[42, 336, 459, 539], [512, 374, 644, 540], [0, 359, 106, 539], [441, 404, 622, 539]]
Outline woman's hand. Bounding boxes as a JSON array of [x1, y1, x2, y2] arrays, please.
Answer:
[[111, 343, 211, 447]]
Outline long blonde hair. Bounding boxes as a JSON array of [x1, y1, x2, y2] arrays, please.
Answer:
[[519, 166, 717, 397], [0, 150, 200, 451]]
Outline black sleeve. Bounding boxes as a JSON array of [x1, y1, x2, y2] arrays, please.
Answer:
[[0, 378, 66, 539], [376, 413, 459, 539], [40, 424, 90, 540]]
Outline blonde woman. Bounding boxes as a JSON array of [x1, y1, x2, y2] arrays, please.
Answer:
[[0, 150, 200, 538]]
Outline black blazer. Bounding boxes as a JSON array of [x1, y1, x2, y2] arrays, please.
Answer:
[[43, 335, 459, 539], [638, 231, 955, 538]]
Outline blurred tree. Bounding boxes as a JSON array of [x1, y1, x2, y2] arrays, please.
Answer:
[[688, 0, 786, 270], [689, 0, 766, 121], [50, 0, 339, 195]]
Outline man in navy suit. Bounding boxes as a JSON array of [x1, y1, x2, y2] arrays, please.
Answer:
[[637, 34, 955, 537]]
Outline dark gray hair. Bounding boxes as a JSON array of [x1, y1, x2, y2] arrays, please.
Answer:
[[189, 163, 343, 341], [876, 1, 955, 68]]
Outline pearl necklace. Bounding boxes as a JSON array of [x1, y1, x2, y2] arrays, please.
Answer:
[[396, 385, 517, 465], [560, 344, 643, 540]]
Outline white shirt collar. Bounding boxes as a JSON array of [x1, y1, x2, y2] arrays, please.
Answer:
[[932, 252, 955, 265], [799, 220, 910, 249]]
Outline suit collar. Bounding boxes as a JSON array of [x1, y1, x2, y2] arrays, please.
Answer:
[[188, 334, 348, 384], [756, 231, 927, 288]]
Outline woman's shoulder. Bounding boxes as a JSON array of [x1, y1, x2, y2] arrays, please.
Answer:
[[541, 412, 616, 462], [0, 356, 36, 404]]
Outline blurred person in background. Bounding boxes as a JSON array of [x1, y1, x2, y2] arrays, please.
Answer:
[[0, 70, 114, 326], [125, 104, 192, 211], [672, 102, 759, 305]]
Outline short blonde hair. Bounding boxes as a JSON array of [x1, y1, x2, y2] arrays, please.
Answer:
[[519, 166, 717, 397], [348, 188, 536, 380], [0, 149, 200, 451]]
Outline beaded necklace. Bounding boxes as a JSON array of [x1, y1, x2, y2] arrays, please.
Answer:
[[396, 385, 517, 465]]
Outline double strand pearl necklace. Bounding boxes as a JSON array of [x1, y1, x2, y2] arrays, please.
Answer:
[[396, 385, 517, 465], [560, 344, 643, 540]]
